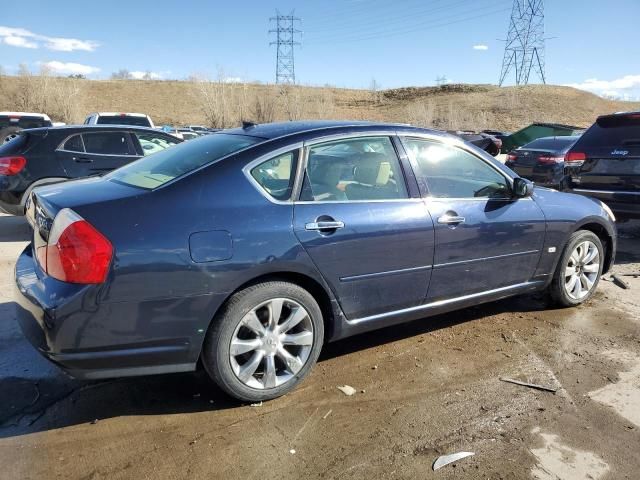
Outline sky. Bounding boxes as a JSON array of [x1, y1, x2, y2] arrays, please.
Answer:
[[1, 0, 639, 99]]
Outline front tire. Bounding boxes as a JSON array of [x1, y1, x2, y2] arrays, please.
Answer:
[[202, 281, 324, 402], [549, 230, 604, 307]]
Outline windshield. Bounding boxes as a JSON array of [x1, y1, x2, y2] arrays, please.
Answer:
[[107, 133, 261, 189]]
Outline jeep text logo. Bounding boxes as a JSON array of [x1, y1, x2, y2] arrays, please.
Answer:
[[611, 149, 629, 156]]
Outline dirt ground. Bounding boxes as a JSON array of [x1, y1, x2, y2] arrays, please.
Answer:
[[0, 213, 638, 480]]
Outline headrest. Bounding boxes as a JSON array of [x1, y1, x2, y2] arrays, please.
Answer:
[[353, 154, 392, 185], [309, 154, 343, 187]]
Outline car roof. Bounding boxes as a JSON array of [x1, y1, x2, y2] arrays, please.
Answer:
[[22, 125, 169, 134], [223, 120, 442, 140], [87, 112, 150, 118], [0, 111, 51, 120]]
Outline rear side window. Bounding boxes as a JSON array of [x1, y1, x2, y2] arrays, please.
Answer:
[[107, 133, 261, 189], [96, 116, 152, 127], [83, 132, 136, 156], [576, 115, 640, 150], [62, 135, 84, 152], [250, 151, 298, 201], [134, 132, 180, 156], [300, 136, 408, 202]]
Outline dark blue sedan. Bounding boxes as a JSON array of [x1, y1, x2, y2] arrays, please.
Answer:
[[14, 121, 616, 401]]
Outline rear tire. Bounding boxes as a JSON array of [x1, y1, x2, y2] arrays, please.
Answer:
[[549, 230, 604, 307], [202, 281, 324, 402], [0, 126, 21, 144]]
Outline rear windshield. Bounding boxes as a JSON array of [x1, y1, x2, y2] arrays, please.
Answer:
[[106, 133, 261, 189], [0, 116, 51, 129], [576, 115, 640, 149], [96, 115, 152, 127], [523, 136, 579, 151]]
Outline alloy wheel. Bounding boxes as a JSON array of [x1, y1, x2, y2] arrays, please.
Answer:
[[564, 240, 600, 300], [229, 298, 314, 390]]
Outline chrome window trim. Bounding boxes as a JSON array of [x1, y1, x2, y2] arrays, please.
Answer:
[[398, 134, 517, 200], [56, 133, 86, 153], [241, 142, 304, 205], [55, 132, 140, 157], [294, 198, 424, 205]]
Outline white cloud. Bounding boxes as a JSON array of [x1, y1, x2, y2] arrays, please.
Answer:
[[130, 71, 162, 80], [42, 61, 100, 75], [3, 35, 37, 49], [566, 74, 640, 100], [473, 44, 489, 51], [0, 25, 99, 52]]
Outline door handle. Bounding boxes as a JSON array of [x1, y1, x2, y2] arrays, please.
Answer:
[[437, 213, 465, 225], [72, 156, 93, 163], [305, 220, 345, 231]]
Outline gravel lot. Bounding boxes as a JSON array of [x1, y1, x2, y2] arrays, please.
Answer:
[[0, 213, 639, 480]]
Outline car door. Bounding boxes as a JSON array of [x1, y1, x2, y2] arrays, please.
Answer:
[[293, 135, 435, 320], [59, 131, 140, 177], [400, 136, 546, 302]]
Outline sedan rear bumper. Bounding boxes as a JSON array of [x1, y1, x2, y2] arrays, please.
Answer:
[[14, 245, 200, 379]]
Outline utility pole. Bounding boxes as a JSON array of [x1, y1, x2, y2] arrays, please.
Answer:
[[499, 0, 546, 86], [269, 10, 302, 84]]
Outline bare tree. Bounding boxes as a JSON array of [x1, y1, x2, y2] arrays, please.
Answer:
[[111, 69, 132, 80], [251, 86, 277, 124]]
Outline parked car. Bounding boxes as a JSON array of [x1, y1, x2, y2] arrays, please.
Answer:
[[15, 121, 616, 402], [481, 129, 511, 142], [177, 128, 200, 141], [500, 122, 584, 153], [505, 135, 580, 189], [84, 112, 155, 128], [566, 111, 640, 220], [0, 112, 52, 144], [185, 125, 210, 133], [450, 131, 502, 156], [0, 125, 181, 215]]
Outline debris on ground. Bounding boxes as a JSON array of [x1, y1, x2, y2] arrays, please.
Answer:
[[322, 409, 333, 420], [337, 385, 357, 396], [499, 377, 558, 393], [611, 274, 631, 290], [289, 449, 296, 454], [432, 451, 475, 470], [250, 401, 263, 407]]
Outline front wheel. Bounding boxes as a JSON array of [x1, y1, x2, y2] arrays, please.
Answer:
[[202, 281, 324, 402], [549, 230, 604, 307]]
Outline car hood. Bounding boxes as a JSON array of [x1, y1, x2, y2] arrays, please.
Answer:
[[532, 185, 615, 230]]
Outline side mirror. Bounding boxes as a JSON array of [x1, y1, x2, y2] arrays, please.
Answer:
[[513, 177, 534, 198]]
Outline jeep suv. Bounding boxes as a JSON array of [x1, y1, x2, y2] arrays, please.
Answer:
[[0, 112, 52, 143], [566, 112, 640, 220]]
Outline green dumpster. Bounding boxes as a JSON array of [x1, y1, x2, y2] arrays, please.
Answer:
[[501, 123, 584, 153]]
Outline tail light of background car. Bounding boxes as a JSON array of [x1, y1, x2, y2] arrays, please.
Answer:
[[38, 209, 113, 284], [0, 156, 26, 175], [565, 151, 586, 166], [506, 153, 517, 162]]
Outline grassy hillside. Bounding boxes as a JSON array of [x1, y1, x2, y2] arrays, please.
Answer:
[[0, 75, 637, 132]]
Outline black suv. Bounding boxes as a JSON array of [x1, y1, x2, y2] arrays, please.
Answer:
[[566, 112, 640, 220], [0, 125, 181, 215]]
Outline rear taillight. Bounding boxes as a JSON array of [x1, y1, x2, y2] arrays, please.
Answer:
[[507, 153, 517, 161], [0, 156, 26, 175], [41, 209, 113, 284], [538, 155, 564, 165], [565, 151, 586, 166]]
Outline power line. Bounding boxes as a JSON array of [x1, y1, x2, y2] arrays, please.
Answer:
[[305, 6, 510, 45], [499, 0, 546, 85], [269, 10, 302, 84], [306, 0, 509, 42]]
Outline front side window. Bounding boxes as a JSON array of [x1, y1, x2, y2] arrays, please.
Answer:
[[82, 132, 136, 156], [300, 136, 408, 202], [107, 133, 261, 189], [250, 151, 298, 201], [135, 132, 180, 156], [404, 138, 511, 199]]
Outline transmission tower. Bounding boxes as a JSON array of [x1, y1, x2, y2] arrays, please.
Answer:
[[269, 10, 302, 84], [499, 0, 546, 86]]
